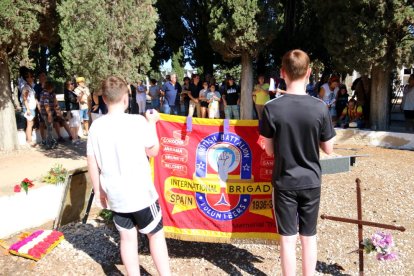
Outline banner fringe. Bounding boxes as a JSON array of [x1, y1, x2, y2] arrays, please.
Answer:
[[165, 232, 279, 245]]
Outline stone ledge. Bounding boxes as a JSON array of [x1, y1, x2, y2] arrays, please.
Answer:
[[335, 128, 414, 150]]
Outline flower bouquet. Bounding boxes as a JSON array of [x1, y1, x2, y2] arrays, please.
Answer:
[[9, 230, 64, 261], [362, 231, 398, 261], [42, 164, 68, 184], [14, 178, 34, 194]]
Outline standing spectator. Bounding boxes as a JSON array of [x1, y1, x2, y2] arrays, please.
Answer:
[[198, 81, 209, 118], [335, 84, 349, 120], [306, 75, 317, 97], [21, 71, 37, 146], [87, 76, 171, 276], [207, 83, 221, 119], [136, 80, 147, 115], [129, 83, 139, 114], [222, 77, 240, 119], [188, 74, 202, 117], [401, 74, 414, 131], [74, 77, 90, 136], [148, 79, 161, 111], [319, 76, 340, 122], [34, 71, 47, 141], [17, 66, 30, 108], [34, 71, 47, 100], [260, 49, 335, 276], [161, 73, 181, 115], [252, 75, 270, 120], [181, 77, 191, 116], [91, 89, 108, 121], [64, 80, 81, 145]]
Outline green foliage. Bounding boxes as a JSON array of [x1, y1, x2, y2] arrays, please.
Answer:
[[208, 0, 280, 59], [99, 209, 113, 223], [0, 0, 41, 56], [42, 164, 68, 184], [214, 63, 242, 84], [171, 47, 185, 80], [313, 0, 414, 73], [58, 0, 158, 88]]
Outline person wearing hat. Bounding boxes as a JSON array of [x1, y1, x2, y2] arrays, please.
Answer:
[[74, 76, 90, 136]]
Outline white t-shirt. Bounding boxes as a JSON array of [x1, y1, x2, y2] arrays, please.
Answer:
[[320, 83, 338, 105], [21, 84, 37, 109], [87, 113, 159, 212], [403, 86, 414, 111], [74, 86, 90, 110]]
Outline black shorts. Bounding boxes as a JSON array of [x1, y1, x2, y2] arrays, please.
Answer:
[[273, 187, 321, 236], [200, 101, 209, 108], [113, 201, 163, 234]]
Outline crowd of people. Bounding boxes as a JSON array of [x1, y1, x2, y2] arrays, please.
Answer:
[[15, 64, 413, 149], [16, 68, 96, 149]]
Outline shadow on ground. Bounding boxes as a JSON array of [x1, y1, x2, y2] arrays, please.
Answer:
[[140, 235, 267, 275], [36, 139, 86, 160], [316, 260, 351, 276], [62, 222, 267, 276]]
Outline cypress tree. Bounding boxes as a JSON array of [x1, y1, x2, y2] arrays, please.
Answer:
[[58, 0, 158, 87], [207, 0, 280, 119]]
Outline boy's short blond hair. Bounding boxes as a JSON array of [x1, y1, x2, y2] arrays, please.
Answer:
[[281, 49, 310, 81], [101, 76, 128, 104]]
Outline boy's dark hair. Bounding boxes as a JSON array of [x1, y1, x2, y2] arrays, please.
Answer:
[[102, 76, 128, 104], [281, 49, 310, 81], [150, 78, 157, 85]]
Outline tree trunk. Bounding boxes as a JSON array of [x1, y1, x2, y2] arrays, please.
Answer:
[[240, 51, 254, 120], [370, 65, 390, 131], [0, 52, 19, 151], [39, 45, 48, 73]]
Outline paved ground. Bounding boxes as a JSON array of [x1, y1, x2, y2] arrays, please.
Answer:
[[0, 139, 87, 197]]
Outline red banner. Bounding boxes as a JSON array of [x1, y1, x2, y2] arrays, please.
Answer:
[[152, 114, 278, 243]]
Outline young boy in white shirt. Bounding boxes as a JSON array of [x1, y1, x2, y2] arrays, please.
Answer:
[[87, 76, 171, 276]]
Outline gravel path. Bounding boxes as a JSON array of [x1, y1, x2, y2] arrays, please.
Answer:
[[1, 145, 413, 275]]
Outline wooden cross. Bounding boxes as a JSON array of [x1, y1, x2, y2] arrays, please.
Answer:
[[321, 178, 406, 275]]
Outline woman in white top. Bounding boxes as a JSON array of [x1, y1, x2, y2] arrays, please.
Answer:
[[319, 76, 340, 122], [21, 71, 38, 146], [402, 74, 414, 131]]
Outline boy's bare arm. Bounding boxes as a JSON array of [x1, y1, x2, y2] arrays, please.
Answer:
[[262, 137, 274, 157], [145, 109, 160, 157], [320, 137, 335, 155], [87, 154, 107, 208]]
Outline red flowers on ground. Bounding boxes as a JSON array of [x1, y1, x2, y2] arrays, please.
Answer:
[[14, 178, 35, 194]]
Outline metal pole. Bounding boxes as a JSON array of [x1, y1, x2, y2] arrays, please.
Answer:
[[356, 178, 364, 276]]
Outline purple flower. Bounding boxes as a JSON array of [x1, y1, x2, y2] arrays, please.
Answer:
[[376, 252, 398, 261]]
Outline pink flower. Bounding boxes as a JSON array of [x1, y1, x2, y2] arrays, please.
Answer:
[[377, 252, 398, 261], [14, 185, 21, 193]]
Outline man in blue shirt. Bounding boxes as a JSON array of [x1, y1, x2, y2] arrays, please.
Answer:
[[161, 73, 182, 115]]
